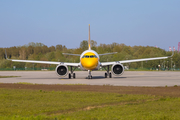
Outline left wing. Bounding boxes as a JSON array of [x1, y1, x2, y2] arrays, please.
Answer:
[[5, 49, 79, 67], [101, 52, 173, 66], [8, 59, 79, 67]]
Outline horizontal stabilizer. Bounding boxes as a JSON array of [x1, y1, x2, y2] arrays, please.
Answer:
[[99, 52, 117, 56], [62, 53, 81, 56]]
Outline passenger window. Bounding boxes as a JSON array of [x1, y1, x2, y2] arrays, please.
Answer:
[[86, 55, 89, 58], [82, 56, 85, 58], [94, 55, 97, 58]]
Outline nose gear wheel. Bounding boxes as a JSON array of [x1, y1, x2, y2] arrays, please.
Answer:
[[88, 70, 92, 79]]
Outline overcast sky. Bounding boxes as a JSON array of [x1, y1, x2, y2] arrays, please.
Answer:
[[0, 0, 180, 50]]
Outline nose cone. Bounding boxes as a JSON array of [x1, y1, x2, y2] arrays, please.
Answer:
[[81, 58, 98, 70]]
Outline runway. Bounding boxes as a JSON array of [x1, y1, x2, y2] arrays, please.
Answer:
[[0, 71, 179, 87]]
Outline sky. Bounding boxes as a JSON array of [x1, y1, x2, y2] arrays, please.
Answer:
[[0, 0, 180, 51]]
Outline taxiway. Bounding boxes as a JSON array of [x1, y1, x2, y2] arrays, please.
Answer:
[[0, 71, 179, 87]]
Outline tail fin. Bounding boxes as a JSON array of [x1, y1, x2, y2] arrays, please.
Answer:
[[88, 24, 91, 50]]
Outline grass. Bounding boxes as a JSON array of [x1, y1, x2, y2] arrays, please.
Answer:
[[0, 88, 180, 120], [0, 76, 20, 78], [63, 83, 87, 85], [16, 82, 34, 85]]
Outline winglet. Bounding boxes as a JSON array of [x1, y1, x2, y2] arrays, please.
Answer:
[[169, 50, 174, 58], [5, 49, 9, 60], [88, 24, 91, 50]]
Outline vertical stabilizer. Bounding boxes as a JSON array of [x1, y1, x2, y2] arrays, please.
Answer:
[[88, 24, 91, 50]]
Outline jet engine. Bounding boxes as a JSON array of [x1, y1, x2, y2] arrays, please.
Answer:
[[111, 63, 124, 76], [56, 65, 68, 77]]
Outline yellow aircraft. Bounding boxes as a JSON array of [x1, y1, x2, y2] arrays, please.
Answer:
[[5, 25, 173, 79]]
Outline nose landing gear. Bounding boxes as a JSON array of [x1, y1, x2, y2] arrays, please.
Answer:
[[88, 70, 92, 79]]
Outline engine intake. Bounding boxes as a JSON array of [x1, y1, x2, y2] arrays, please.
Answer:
[[111, 63, 124, 76], [56, 65, 68, 77]]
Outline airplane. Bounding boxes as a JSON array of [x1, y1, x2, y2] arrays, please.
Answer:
[[5, 24, 174, 79]]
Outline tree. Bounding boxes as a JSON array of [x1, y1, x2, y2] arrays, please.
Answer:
[[42, 45, 49, 54], [27, 46, 34, 56], [0, 48, 3, 59], [62, 45, 67, 52], [46, 52, 55, 61], [80, 40, 88, 51], [34, 46, 42, 55], [19, 47, 27, 60], [28, 42, 36, 47], [55, 51, 65, 62], [56, 44, 63, 51], [49, 46, 56, 52], [1, 42, 180, 69], [10, 46, 19, 58], [91, 40, 97, 51], [91, 40, 97, 47], [35, 42, 45, 47]]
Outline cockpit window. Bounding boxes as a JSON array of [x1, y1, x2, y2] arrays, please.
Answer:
[[82, 55, 97, 58], [90, 55, 94, 58]]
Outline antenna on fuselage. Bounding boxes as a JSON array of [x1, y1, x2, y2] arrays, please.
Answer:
[[88, 24, 91, 50]]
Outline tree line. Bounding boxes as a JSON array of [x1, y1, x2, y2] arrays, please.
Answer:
[[0, 41, 180, 70]]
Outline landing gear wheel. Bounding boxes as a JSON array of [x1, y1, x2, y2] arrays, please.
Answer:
[[105, 73, 107, 78], [109, 73, 112, 78], [73, 73, 76, 78], [69, 73, 71, 79]]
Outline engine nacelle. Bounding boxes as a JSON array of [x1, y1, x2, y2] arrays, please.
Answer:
[[111, 63, 124, 76], [55, 65, 68, 77]]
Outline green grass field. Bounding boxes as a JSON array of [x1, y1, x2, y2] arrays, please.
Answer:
[[0, 87, 180, 120], [0, 76, 20, 78]]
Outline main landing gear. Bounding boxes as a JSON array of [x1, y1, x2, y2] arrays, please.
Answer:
[[104, 65, 112, 78], [88, 70, 92, 79], [68, 66, 77, 79]]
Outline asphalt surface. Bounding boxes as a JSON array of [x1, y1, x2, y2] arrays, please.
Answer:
[[0, 71, 179, 87]]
